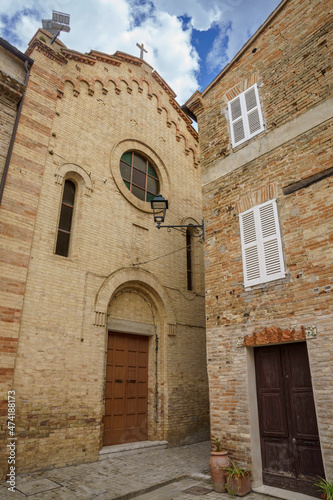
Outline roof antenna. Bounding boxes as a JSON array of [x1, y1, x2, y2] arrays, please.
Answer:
[[42, 10, 70, 44]]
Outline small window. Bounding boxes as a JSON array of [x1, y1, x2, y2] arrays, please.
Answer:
[[55, 180, 76, 257], [228, 83, 264, 148], [120, 151, 160, 202], [186, 229, 192, 291], [239, 200, 285, 287]]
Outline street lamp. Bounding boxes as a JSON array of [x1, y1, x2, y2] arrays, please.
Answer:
[[150, 194, 204, 238]]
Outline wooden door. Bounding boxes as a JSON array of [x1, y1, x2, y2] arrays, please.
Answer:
[[255, 342, 325, 498], [103, 332, 148, 446]]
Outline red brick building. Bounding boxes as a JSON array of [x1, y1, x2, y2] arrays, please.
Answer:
[[186, 0, 333, 498]]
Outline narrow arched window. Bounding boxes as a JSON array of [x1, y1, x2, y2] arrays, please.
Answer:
[[55, 180, 76, 257], [186, 229, 192, 291]]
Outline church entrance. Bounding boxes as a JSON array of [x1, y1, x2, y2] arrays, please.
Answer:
[[103, 332, 149, 446], [254, 342, 325, 498]]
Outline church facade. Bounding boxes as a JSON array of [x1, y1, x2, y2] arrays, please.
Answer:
[[0, 29, 209, 477], [186, 0, 332, 498]]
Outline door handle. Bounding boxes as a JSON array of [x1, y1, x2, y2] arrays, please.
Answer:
[[115, 379, 123, 383]]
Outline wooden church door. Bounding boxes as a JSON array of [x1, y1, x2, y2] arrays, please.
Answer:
[[255, 342, 325, 498], [103, 332, 148, 446]]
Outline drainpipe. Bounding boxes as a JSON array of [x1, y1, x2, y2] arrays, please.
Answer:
[[0, 57, 33, 204]]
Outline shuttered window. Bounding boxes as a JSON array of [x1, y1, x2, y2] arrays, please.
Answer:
[[239, 200, 285, 287], [228, 84, 264, 148]]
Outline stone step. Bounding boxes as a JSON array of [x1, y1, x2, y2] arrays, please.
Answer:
[[99, 440, 168, 460]]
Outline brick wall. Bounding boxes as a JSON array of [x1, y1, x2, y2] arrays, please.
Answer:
[[189, 0, 333, 487], [0, 30, 209, 476], [0, 43, 38, 480], [203, 120, 333, 465], [198, 0, 331, 174]]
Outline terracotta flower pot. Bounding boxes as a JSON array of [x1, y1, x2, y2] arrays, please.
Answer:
[[226, 472, 251, 497], [209, 450, 230, 493]]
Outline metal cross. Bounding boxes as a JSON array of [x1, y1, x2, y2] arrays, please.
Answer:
[[136, 42, 148, 60]]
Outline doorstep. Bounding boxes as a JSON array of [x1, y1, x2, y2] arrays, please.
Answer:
[[99, 440, 168, 460]]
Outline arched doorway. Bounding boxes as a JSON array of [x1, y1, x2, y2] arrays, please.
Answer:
[[104, 289, 156, 445], [94, 268, 177, 447]]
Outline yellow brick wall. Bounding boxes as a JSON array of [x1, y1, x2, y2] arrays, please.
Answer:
[[0, 31, 209, 476]]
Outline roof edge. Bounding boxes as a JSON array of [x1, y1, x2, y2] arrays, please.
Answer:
[[0, 37, 34, 66]]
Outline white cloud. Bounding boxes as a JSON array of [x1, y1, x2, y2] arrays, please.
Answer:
[[0, 0, 200, 103], [115, 11, 199, 102], [152, 0, 221, 31], [0, 0, 280, 102], [205, 0, 280, 74]]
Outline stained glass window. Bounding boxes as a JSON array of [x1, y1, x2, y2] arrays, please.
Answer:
[[120, 151, 160, 202]]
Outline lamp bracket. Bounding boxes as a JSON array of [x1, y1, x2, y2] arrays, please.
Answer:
[[156, 221, 204, 239]]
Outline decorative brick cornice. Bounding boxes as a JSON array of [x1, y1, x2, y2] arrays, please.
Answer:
[[184, 91, 205, 119], [186, 124, 199, 141], [57, 69, 199, 161], [0, 70, 25, 103], [113, 51, 142, 66], [26, 39, 68, 65], [169, 97, 192, 126], [61, 49, 95, 65], [152, 70, 176, 99], [88, 50, 121, 66]]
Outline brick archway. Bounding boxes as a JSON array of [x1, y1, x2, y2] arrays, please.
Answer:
[[94, 266, 177, 330]]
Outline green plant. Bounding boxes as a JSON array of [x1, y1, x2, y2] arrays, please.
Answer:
[[314, 477, 333, 500], [224, 460, 250, 479], [225, 482, 236, 496], [39, 36, 46, 42], [213, 437, 222, 452]]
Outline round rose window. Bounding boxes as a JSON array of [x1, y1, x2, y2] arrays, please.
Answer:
[[120, 151, 160, 202]]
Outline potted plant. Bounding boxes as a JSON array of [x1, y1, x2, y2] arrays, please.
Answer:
[[224, 460, 251, 497], [314, 478, 333, 500], [209, 437, 230, 493]]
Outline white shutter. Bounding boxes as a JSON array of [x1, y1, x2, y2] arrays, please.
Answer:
[[228, 84, 264, 148], [229, 97, 245, 145], [239, 200, 285, 287], [244, 85, 263, 136]]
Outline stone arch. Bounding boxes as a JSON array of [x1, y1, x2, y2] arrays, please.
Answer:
[[58, 76, 78, 94], [188, 147, 200, 167], [94, 267, 177, 330], [181, 216, 201, 226], [55, 163, 93, 196], [139, 77, 153, 96]]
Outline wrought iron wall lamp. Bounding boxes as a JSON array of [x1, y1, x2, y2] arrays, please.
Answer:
[[151, 194, 204, 238]]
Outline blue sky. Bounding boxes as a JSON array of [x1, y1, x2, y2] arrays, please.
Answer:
[[0, 0, 281, 103]]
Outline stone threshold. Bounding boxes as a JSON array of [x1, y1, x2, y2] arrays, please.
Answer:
[[99, 440, 168, 460], [253, 485, 317, 500]]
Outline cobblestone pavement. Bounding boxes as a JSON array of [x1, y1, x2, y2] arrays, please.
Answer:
[[0, 441, 279, 499]]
